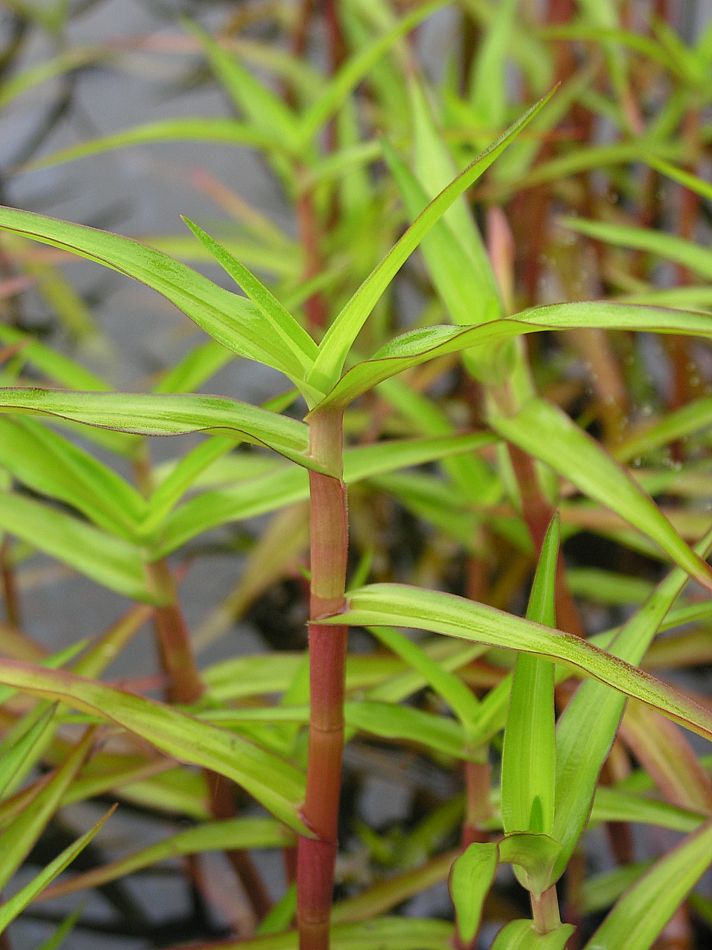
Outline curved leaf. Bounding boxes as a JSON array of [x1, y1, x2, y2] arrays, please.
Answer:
[[0, 659, 307, 833], [0, 389, 319, 472], [0, 206, 310, 383], [330, 583, 712, 743]]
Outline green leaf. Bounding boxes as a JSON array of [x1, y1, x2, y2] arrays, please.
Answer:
[[491, 919, 575, 949], [35, 905, 83, 950], [552, 526, 712, 881], [43, 817, 292, 899], [157, 432, 489, 555], [584, 820, 712, 950], [469, 0, 517, 126], [308, 91, 555, 393], [297, 0, 449, 146], [501, 516, 559, 837], [142, 436, 235, 535], [185, 21, 300, 145], [615, 395, 712, 463], [181, 218, 320, 403], [0, 805, 114, 934], [0, 705, 56, 799], [0, 491, 153, 602], [448, 842, 498, 944], [0, 47, 106, 110], [153, 340, 232, 394], [344, 700, 466, 758], [0, 389, 319, 472], [0, 729, 94, 891], [562, 216, 712, 281], [330, 583, 712, 744], [382, 139, 503, 381], [20, 119, 284, 173], [317, 302, 712, 409], [489, 396, 712, 591], [0, 325, 109, 392], [645, 155, 712, 203], [199, 916, 454, 949], [0, 206, 310, 382], [367, 626, 481, 746], [0, 417, 146, 538], [0, 659, 307, 833], [498, 833, 562, 899]]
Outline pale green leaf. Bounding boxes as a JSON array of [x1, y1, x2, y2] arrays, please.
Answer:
[[492, 919, 575, 949], [0, 729, 94, 891], [562, 216, 712, 281], [21, 119, 284, 173], [489, 397, 712, 591], [0, 660, 307, 832], [181, 217, 320, 401], [0, 705, 56, 800], [584, 820, 712, 950], [43, 817, 292, 899], [309, 91, 555, 392], [0, 206, 310, 382], [0, 389, 319, 472], [448, 842, 498, 944], [0, 491, 153, 602], [501, 516, 559, 836], [331, 583, 712, 744], [552, 526, 712, 880], [0, 806, 114, 934]]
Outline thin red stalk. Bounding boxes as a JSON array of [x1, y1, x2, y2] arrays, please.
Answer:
[[298, 408, 348, 950], [147, 559, 204, 705], [137, 455, 271, 922], [461, 760, 491, 848], [1, 537, 20, 628], [296, 180, 329, 331]]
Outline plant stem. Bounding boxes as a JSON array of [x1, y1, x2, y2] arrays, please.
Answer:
[[298, 407, 348, 950], [146, 558, 204, 705], [531, 884, 561, 935]]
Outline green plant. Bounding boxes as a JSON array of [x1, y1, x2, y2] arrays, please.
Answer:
[[0, 3, 711, 950]]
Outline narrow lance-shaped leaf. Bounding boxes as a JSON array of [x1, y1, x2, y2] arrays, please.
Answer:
[[562, 215, 712, 282], [327, 583, 712, 744], [308, 90, 556, 393], [449, 843, 499, 946], [367, 625, 482, 751], [20, 119, 285, 174], [0, 417, 146, 539], [584, 820, 712, 950], [0, 729, 95, 892], [0, 705, 56, 800], [491, 919, 575, 949], [0, 659, 307, 833], [156, 432, 491, 555], [0, 206, 311, 385], [184, 20, 300, 145], [0, 806, 115, 935], [198, 916, 454, 950], [0, 491, 154, 603], [551, 525, 712, 881], [296, 0, 450, 146], [501, 515, 559, 837], [41, 817, 293, 900], [181, 217, 321, 399], [489, 396, 712, 591], [317, 301, 712, 409], [0, 389, 322, 473]]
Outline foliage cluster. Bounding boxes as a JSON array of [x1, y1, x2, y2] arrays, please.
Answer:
[[0, 1, 711, 949]]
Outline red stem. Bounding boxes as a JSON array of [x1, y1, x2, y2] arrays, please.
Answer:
[[297, 408, 348, 950]]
